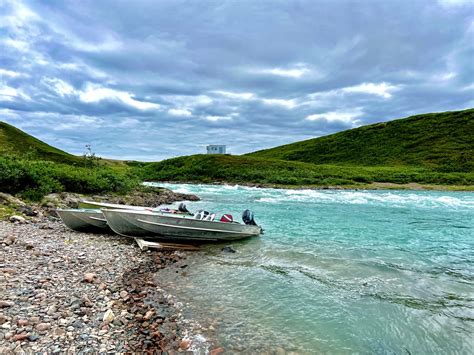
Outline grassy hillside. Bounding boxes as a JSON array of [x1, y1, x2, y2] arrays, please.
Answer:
[[0, 121, 138, 200], [140, 154, 474, 188], [0, 121, 84, 165], [2, 111, 473, 198], [247, 109, 474, 172]]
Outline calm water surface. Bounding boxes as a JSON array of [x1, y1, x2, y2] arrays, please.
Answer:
[[151, 183, 474, 354]]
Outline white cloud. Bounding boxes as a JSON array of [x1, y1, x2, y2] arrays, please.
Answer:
[[212, 90, 255, 100], [0, 69, 24, 78], [438, 0, 473, 8], [254, 63, 311, 78], [462, 83, 474, 91], [341, 82, 398, 99], [3, 38, 29, 52], [0, 84, 30, 101], [79, 83, 160, 110], [43, 77, 74, 96], [163, 95, 213, 108], [305, 108, 364, 125], [432, 71, 457, 82], [168, 108, 192, 117], [261, 98, 297, 109], [204, 115, 232, 121], [71, 36, 123, 53]]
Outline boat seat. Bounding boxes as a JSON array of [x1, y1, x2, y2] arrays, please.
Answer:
[[203, 213, 216, 221], [194, 210, 212, 220]]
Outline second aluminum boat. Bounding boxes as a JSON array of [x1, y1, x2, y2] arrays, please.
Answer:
[[102, 208, 262, 242]]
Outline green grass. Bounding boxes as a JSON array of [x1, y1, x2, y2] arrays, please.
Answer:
[[0, 155, 139, 201], [247, 109, 474, 172], [140, 154, 474, 188], [0, 121, 130, 169]]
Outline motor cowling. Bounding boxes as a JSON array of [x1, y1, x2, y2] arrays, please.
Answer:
[[178, 203, 189, 213], [242, 209, 257, 225]]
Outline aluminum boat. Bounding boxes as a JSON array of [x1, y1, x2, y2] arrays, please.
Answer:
[[78, 200, 150, 210], [102, 208, 262, 242], [56, 209, 110, 232]]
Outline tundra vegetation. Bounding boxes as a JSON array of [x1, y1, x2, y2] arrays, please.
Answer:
[[0, 108, 473, 203]]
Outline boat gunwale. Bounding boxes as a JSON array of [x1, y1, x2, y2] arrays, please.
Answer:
[[136, 218, 257, 235], [101, 208, 250, 226]]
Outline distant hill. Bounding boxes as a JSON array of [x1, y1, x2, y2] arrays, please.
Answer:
[[140, 154, 473, 187], [0, 121, 129, 168], [0, 121, 84, 165], [247, 109, 474, 172]]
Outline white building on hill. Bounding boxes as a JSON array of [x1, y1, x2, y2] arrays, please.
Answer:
[[206, 145, 226, 154]]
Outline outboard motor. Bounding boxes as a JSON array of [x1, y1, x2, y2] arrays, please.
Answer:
[[242, 209, 257, 225], [178, 203, 189, 213]]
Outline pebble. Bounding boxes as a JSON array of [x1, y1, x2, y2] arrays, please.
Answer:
[[179, 339, 190, 350], [0, 301, 14, 308], [35, 323, 50, 332], [28, 334, 39, 342], [83, 273, 96, 283], [102, 310, 115, 324], [13, 333, 29, 341]]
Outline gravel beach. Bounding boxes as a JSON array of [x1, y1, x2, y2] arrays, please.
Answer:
[[0, 218, 203, 353]]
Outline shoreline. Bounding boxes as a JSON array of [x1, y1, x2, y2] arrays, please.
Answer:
[[0, 219, 209, 353], [148, 180, 474, 192]]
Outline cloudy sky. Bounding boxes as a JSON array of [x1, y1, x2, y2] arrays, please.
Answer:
[[0, 0, 473, 161]]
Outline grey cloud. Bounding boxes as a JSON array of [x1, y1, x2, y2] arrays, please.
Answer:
[[0, 0, 472, 160]]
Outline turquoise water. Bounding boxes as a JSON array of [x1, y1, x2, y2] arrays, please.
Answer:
[[152, 183, 474, 354]]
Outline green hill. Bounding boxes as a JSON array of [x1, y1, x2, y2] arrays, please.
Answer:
[[247, 109, 474, 172], [140, 154, 473, 188], [0, 121, 83, 165]]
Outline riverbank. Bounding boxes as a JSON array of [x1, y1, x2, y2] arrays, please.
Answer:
[[150, 180, 474, 192], [0, 219, 205, 353]]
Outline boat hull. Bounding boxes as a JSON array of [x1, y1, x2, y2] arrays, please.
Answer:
[[102, 209, 262, 242], [57, 209, 110, 232]]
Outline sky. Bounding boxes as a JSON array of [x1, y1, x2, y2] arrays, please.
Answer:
[[0, 0, 473, 161]]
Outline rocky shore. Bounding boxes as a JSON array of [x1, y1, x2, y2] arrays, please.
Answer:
[[0, 217, 206, 353], [0, 187, 211, 353]]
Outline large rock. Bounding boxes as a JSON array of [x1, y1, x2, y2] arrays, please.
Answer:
[[0, 193, 26, 208], [88, 187, 200, 208], [9, 215, 26, 224]]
